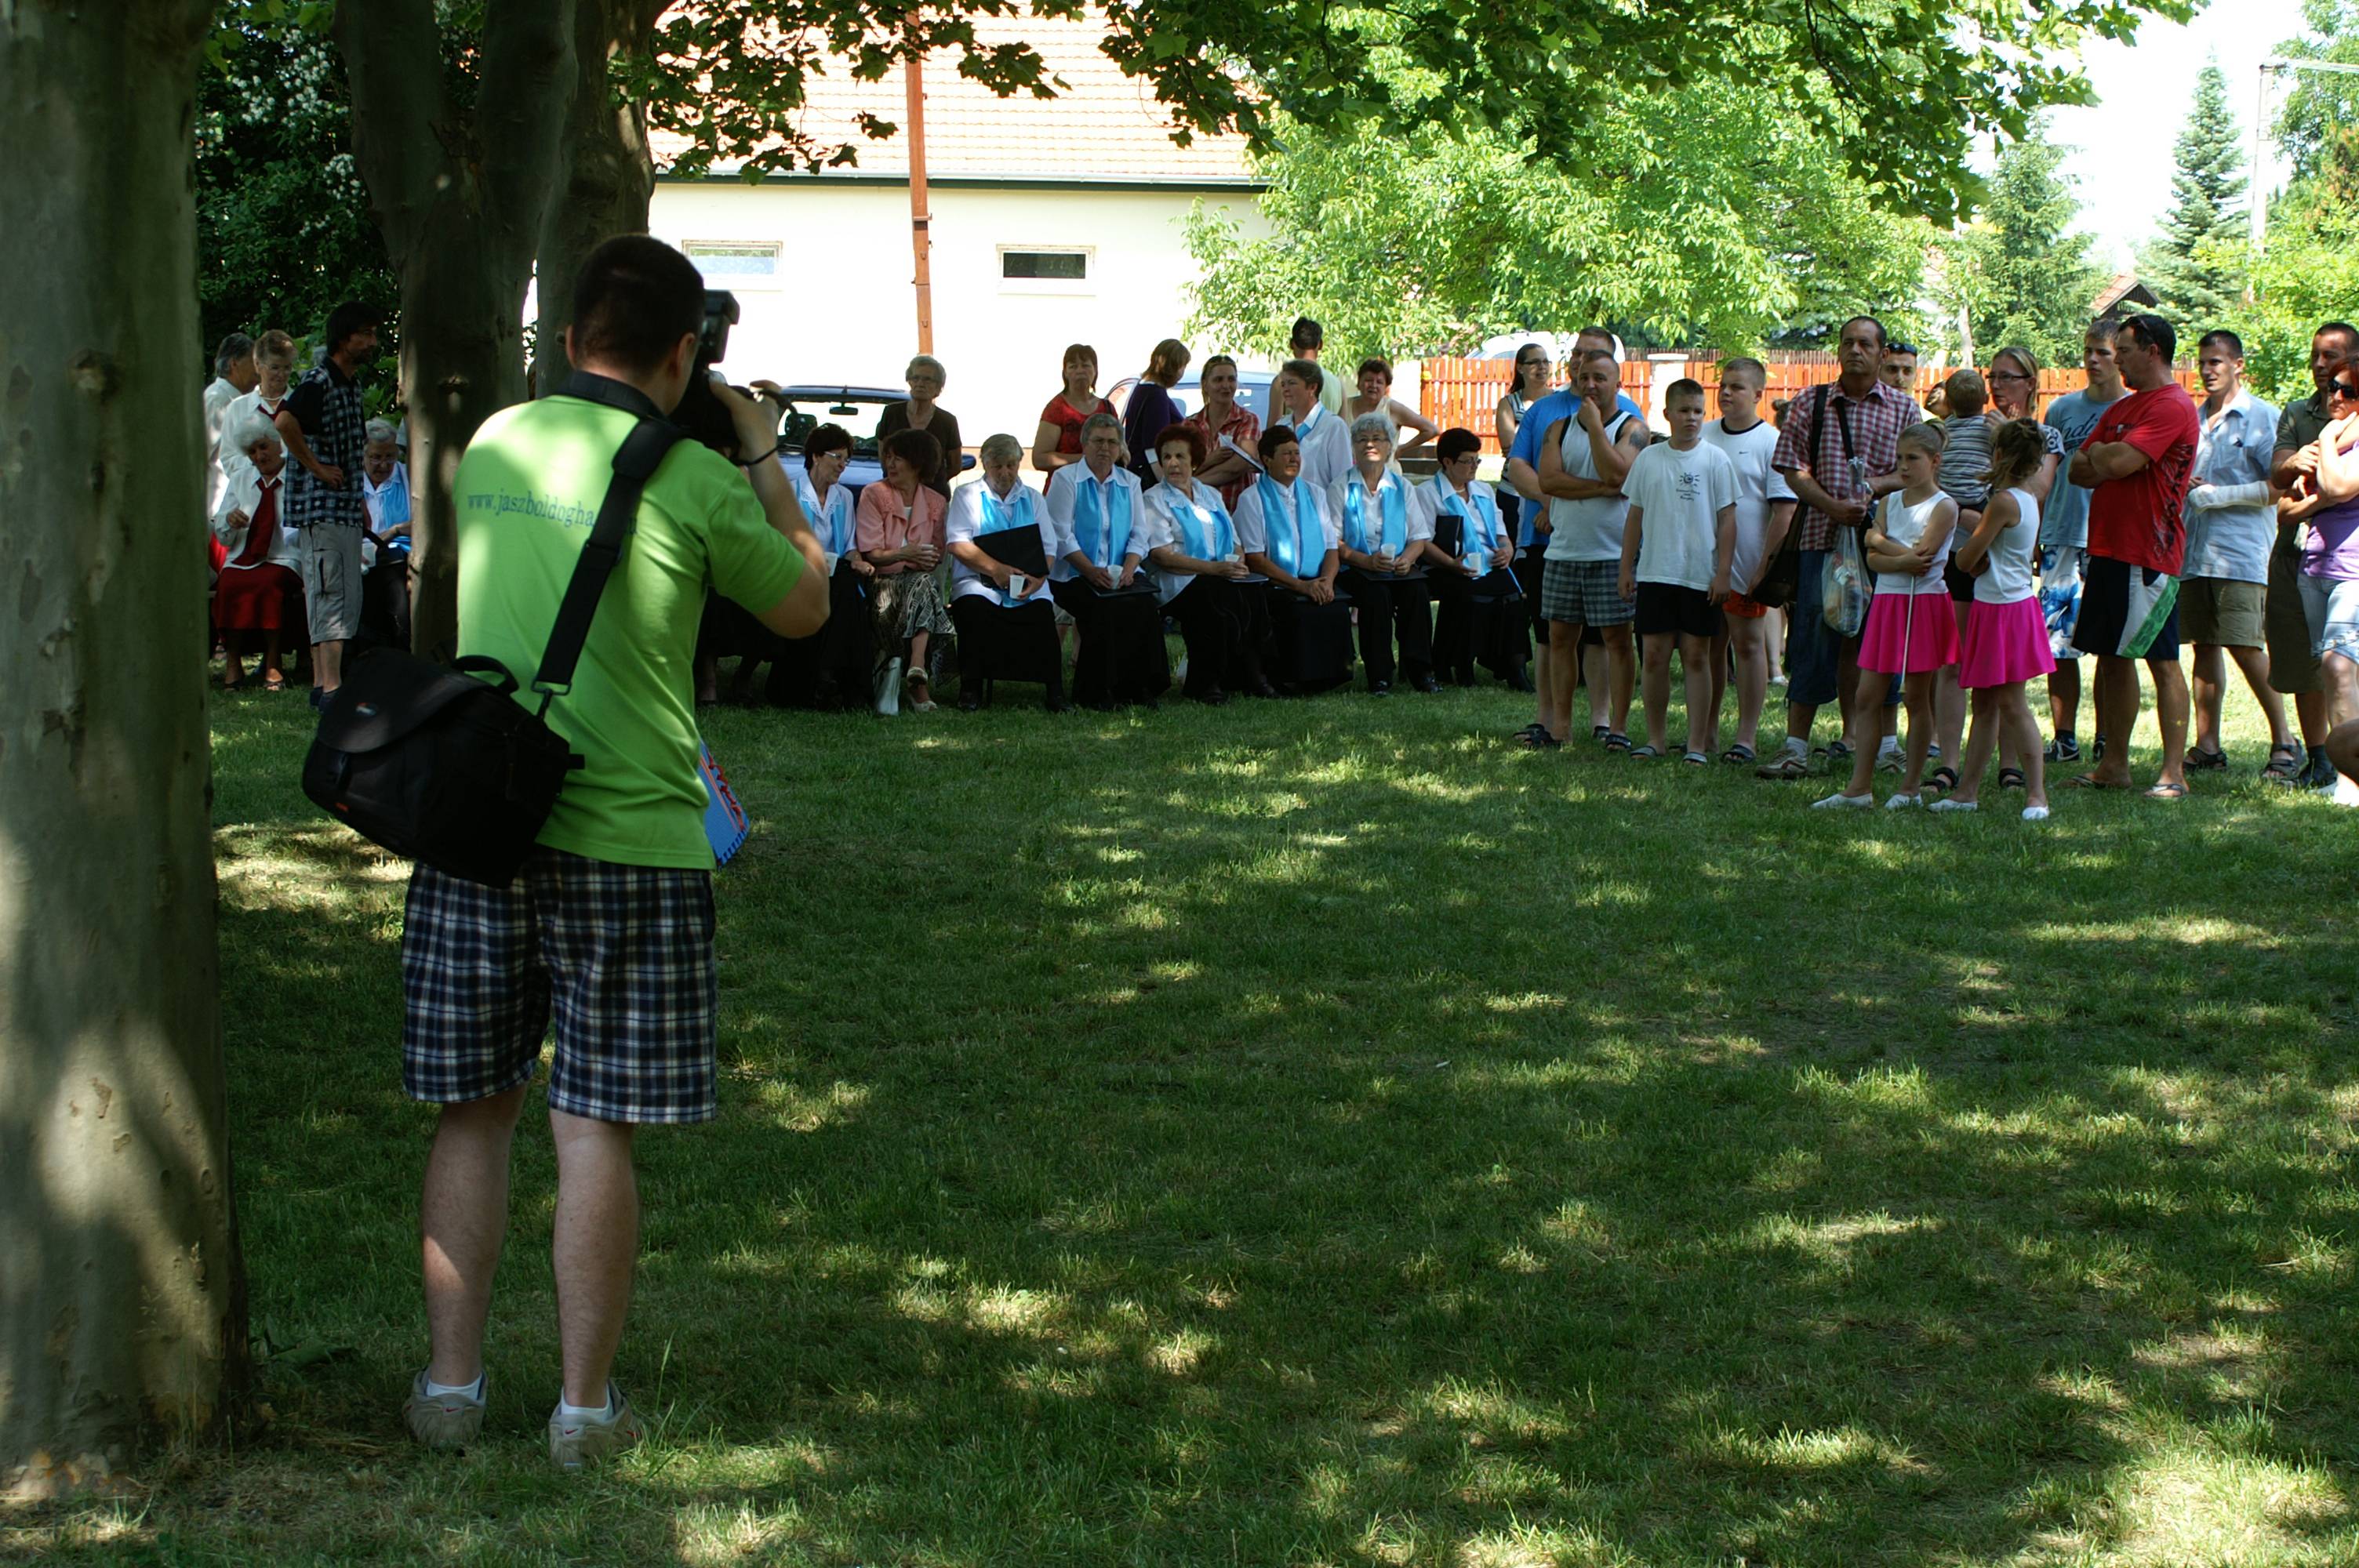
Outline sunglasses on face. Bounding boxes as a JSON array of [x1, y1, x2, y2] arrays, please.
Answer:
[[2334, 381, 2359, 400]]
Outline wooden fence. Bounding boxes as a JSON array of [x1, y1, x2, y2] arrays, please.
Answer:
[[1423, 356, 2205, 451]]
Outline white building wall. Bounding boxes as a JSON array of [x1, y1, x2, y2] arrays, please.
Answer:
[[651, 180, 1269, 449]]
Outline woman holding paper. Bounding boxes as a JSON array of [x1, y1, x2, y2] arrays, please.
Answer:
[[945, 434, 1067, 710], [1235, 424, 1353, 693], [1330, 415, 1438, 693], [1046, 413, 1171, 709], [1421, 426, 1528, 688], [1145, 425, 1270, 703]]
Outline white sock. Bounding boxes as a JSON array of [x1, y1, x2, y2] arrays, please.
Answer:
[[423, 1371, 484, 1400], [1784, 735, 1808, 757], [557, 1387, 616, 1422]]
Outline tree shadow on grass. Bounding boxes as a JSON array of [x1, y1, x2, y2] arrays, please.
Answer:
[[167, 695, 2359, 1565]]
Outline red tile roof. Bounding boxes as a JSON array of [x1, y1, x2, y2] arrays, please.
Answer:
[[653, 9, 1256, 187]]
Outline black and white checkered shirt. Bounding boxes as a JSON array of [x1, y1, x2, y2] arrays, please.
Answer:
[[284, 362, 368, 530]]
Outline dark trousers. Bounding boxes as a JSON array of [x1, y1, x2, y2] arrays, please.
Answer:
[[765, 569, 871, 708], [1430, 568, 1528, 686], [1225, 582, 1273, 692], [1051, 578, 1172, 707], [1339, 570, 1434, 688], [948, 593, 1064, 704], [358, 558, 411, 652], [1266, 586, 1355, 692], [1165, 577, 1243, 698]]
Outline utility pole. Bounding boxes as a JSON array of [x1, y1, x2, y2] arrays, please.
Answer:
[[2252, 57, 2359, 260], [905, 43, 934, 355]]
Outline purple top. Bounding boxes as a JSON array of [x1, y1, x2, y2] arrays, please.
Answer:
[[1125, 380, 1180, 485], [2301, 438, 2359, 580]]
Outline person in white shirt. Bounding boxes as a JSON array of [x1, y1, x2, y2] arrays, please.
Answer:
[[203, 332, 257, 524], [945, 433, 1067, 710], [1618, 379, 1739, 761], [210, 415, 304, 691], [217, 329, 296, 494], [1045, 412, 1170, 709], [1419, 427, 1526, 688], [354, 419, 414, 649], [1275, 358, 1351, 491], [1535, 349, 1648, 747], [757, 422, 873, 708], [1699, 358, 1797, 762], [1235, 424, 1352, 694], [1332, 414, 1438, 693], [1144, 426, 1264, 702]]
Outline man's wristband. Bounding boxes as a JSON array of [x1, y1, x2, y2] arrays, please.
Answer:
[[739, 444, 782, 467]]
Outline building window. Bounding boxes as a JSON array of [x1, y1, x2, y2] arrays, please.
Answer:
[[999, 246, 1094, 295], [685, 241, 783, 287]]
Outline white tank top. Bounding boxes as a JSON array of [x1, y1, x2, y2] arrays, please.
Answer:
[[1973, 486, 2040, 605], [1546, 409, 1636, 564], [1872, 490, 1954, 597]]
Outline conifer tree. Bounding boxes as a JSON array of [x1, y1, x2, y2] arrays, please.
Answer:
[[2140, 60, 2248, 334]]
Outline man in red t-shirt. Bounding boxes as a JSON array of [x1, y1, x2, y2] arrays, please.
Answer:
[[2067, 313, 2201, 796]]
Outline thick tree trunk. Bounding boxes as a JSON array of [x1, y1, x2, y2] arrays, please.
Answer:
[[534, 0, 667, 380], [0, 0, 245, 1496], [335, 0, 577, 662]]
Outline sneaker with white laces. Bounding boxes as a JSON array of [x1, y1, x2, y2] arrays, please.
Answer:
[[405, 1369, 488, 1451], [1885, 793, 1923, 810], [1927, 797, 1978, 813], [1812, 790, 1874, 809], [547, 1384, 646, 1470]]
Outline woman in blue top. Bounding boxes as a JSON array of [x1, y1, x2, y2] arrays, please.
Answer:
[[1329, 414, 1438, 694], [754, 422, 874, 707], [945, 434, 1067, 710], [1045, 412, 1172, 709]]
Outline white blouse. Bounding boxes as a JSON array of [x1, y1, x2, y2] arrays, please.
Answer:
[[944, 477, 1057, 604]]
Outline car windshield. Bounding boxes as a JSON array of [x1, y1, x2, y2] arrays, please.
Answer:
[[777, 395, 896, 463]]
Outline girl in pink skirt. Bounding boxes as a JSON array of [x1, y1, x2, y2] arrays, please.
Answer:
[[1933, 419, 2055, 820], [1817, 423, 1958, 810]]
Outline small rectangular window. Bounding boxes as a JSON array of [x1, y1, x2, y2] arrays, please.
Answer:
[[684, 241, 782, 282], [1002, 249, 1089, 281]]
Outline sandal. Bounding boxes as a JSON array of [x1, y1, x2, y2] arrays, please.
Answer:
[[1627, 744, 1664, 760], [2262, 742, 2302, 780], [1926, 766, 1959, 794], [2064, 772, 2131, 790], [1603, 732, 1631, 753], [1681, 750, 1709, 766], [2184, 746, 2230, 771], [1591, 724, 1610, 741], [1997, 766, 2025, 791], [2144, 780, 2190, 801], [1721, 743, 1756, 764], [1518, 729, 1563, 750]]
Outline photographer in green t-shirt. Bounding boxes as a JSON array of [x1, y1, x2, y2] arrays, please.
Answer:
[[394, 236, 828, 1468]]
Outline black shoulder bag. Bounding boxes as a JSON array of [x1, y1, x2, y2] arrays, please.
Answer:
[[1748, 383, 1854, 610], [302, 374, 687, 887]]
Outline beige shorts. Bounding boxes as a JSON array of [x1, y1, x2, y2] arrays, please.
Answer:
[[2177, 576, 2266, 648], [299, 525, 364, 643]]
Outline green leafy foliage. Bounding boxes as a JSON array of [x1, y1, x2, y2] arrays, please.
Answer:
[[1934, 125, 2102, 368], [2272, 0, 2359, 187], [2137, 62, 2248, 339]]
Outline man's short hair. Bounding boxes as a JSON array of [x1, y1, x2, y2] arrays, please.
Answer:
[[1578, 347, 1619, 371], [1664, 378, 1707, 407], [1256, 423, 1299, 463], [1201, 354, 1238, 379], [883, 427, 940, 475], [1718, 357, 1767, 385], [2198, 328, 2245, 358], [2317, 321, 2359, 350], [215, 332, 255, 376], [1436, 427, 1481, 464], [805, 422, 853, 459], [322, 300, 380, 358], [1081, 410, 1124, 442], [2085, 316, 2122, 345], [1574, 325, 1616, 355], [571, 235, 704, 377], [1841, 315, 1888, 349], [1289, 317, 1325, 351], [1279, 357, 1325, 390], [2121, 313, 2176, 362]]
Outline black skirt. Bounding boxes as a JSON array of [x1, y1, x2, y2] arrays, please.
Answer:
[[1264, 586, 1355, 691], [949, 593, 1063, 687]]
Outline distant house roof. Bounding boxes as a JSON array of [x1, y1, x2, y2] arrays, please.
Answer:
[[2092, 274, 2159, 315], [653, 9, 1259, 188]]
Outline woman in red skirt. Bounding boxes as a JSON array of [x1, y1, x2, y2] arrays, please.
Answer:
[[211, 414, 305, 690]]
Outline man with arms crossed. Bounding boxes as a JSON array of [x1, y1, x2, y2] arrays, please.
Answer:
[[398, 237, 830, 1466], [2066, 313, 2200, 797], [2267, 321, 2359, 789], [1532, 348, 1649, 746], [1757, 315, 1924, 779]]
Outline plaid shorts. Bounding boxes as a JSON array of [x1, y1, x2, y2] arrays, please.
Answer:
[[401, 848, 718, 1124], [1540, 557, 1634, 627]]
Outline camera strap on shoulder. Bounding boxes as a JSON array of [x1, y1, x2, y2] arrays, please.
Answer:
[[531, 373, 689, 714]]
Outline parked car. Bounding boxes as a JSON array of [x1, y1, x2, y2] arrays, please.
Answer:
[[768, 384, 975, 501]]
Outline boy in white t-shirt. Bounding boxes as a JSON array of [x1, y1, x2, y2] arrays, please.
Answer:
[[1700, 358, 1797, 761], [1619, 379, 1739, 761]]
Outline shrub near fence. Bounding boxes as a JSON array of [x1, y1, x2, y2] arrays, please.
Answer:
[[1423, 356, 2205, 449]]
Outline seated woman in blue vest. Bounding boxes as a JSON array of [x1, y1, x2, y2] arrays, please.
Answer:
[[1234, 423, 1352, 694], [757, 421, 873, 707], [1420, 426, 1530, 689], [945, 432, 1068, 711], [1045, 412, 1171, 710], [1144, 423, 1268, 703], [1329, 414, 1438, 694]]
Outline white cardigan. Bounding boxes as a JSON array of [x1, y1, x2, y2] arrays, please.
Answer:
[[212, 470, 301, 572]]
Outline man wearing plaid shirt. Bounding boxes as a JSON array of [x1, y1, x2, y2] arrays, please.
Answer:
[[1757, 315, 1925, 779], [275, 300, 379, 702]]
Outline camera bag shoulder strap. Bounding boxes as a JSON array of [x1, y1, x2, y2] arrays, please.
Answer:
[[530, 372, 689, 713]]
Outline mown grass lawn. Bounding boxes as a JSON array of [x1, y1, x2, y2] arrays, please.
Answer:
[[13, 664, 2359, 1566]]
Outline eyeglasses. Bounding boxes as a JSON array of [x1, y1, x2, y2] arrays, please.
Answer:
[[1990, 368, 2033, 382], [2333, 379, 2359, 399], [1516, 358, 1546, 369]]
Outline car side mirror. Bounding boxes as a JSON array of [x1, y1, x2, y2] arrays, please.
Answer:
[[959, 452, 977, 471]]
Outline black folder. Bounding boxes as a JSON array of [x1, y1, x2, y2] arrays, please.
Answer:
[[978, 525, 1049, 579]]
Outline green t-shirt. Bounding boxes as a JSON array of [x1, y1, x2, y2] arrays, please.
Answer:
[[453, 394, 803, 869]]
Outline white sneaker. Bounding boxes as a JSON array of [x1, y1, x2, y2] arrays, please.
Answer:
[[1927, 797, 1977, 813], [2022, 804, 2051, 822], [874, 657, 903, 717], [1812, 791, 1874, 809], [1885, 793, 1922, 810], [405, 1369, 488, 1450], [547, 1384, 645, 1470]]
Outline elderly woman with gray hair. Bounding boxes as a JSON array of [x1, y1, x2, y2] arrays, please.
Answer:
[[876, 353, 963, 498], [211, 413, 306, 689], [944, 433, 1068, 710], [1045, 411, 1171, 708], [358, 417, 413, 648], [1330, 412, 1438, 692]]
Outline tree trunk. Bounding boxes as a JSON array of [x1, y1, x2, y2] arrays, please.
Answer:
[[535, 0, 667, 381], [0, 0, 245, 1496], [335, 0, 578, 663]]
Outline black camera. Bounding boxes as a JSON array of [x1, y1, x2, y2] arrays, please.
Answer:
[[673, 289, 747, 457]]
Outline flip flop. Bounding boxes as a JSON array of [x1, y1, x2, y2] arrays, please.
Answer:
[[1518, 729, 1564, 750], [1997, 766, 2025, 790], [1604, 732, 1632, 753], [2064, 772, 2131, 790], [2143, 781, 2190, 800], [1681, 750, 1710, 766], [1627, 744, 1664, 760], [1721, 743, 1756, 764]]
